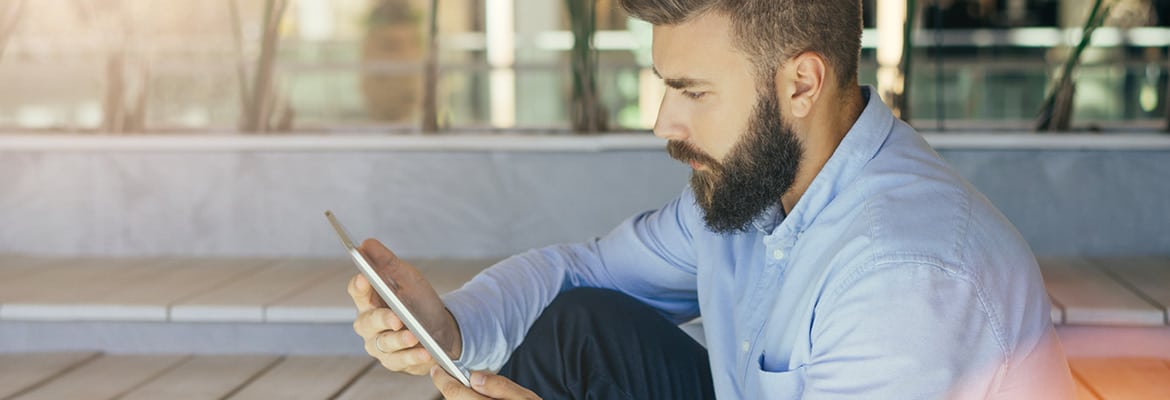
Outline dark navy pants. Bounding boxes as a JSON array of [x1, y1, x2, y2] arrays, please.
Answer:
[[497, 288, 716, 400]]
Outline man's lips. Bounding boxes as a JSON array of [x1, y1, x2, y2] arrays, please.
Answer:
[[689, 160, 702, 169]]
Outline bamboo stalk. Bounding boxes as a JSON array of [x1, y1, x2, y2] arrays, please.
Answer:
[[421, 0, 440, 133], [248, 0, 289, 133], [126, 65, 150, 133], [227, 0, 254, 131], [897, 0, 918, 121], [1036, 0, 1112, 132], [0, 0, 27, 59], [566, 0, 606, 134], [102, 53, 126, 133]]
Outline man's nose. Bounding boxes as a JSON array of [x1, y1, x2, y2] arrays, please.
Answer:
[[652, 96, 689, 141]]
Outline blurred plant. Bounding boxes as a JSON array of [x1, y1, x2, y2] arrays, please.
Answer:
[[229, 0, 294, 134], [0, 0, 26, 59], [1035, 0, 1113, 132], [80, 0, 152, 134], [360, 0, 423, 126], [421, 0, 440, 133], [565, 0, 607, 134], [896, 0, 918, 120]]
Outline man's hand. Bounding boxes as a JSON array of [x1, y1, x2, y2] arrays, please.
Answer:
[[431, 367, 541, 400], [347, 238, 463, 375]]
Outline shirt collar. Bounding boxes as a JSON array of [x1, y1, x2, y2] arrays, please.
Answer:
[[755, 85, 895, 238]]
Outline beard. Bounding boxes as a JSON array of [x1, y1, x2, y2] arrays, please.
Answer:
[[666, 90, 803, 234]]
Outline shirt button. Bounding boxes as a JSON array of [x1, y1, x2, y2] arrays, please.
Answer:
[[772, 249, 785, 260], [741, 340, 750, 352]]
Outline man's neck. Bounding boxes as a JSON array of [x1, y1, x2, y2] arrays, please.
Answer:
[[780, 84, 866, 214]]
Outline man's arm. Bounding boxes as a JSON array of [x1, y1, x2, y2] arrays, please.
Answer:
[[442, 189, 703, 371]]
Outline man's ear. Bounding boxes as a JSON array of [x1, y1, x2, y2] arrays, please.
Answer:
[[775, 52, 827, 119]]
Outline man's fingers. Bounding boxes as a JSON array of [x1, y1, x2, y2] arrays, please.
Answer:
[[431, 366, 487, 399], [347, 274, 384, 312], [369, 345, 432, 373], [371, 329, 418, 352], [470, 371, 541, 400], [353, 308, 404, 337]]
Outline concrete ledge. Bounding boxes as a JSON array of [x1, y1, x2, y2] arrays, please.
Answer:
[[1, 132, 1168, 152]]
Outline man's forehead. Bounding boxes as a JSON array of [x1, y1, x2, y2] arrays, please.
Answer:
[[649, 13, 739, 83]]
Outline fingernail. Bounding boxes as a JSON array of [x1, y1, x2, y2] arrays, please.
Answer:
[[472, 372, 486, 387], [430, 365, 438, 377], [403, 331, 415, 344]]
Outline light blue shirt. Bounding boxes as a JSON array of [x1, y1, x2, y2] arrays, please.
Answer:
[[443, 87, 1073, 399]]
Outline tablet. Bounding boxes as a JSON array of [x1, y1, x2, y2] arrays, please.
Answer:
[[325, 210, 471, 387]]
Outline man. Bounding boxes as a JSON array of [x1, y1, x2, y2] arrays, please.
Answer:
[[348, 0, 1074, 398]]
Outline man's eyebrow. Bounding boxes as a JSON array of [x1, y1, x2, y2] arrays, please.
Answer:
[[651, 65, 711, 90]]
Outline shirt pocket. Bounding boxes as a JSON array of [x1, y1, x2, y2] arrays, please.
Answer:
[[755, 362, 807, 397]]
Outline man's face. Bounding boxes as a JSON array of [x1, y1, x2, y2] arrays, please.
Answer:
[[653, 12, 804, 233]]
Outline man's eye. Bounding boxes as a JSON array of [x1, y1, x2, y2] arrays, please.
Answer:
[[681, 90, 707, 100]]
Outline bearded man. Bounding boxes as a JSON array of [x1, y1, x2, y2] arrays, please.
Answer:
[[347, 0, 1074, 398]]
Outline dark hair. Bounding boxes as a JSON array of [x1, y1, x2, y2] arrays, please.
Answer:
[[619, 0, 862, 90]]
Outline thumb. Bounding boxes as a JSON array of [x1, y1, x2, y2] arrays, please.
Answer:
[[359, 238, 400, 267], [358, 238, 417, 291]]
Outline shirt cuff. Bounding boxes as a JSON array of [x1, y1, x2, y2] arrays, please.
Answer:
[[441, 287, 496, 371]]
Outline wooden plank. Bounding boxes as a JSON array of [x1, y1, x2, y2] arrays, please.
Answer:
[[10, 354, 188, 400], [0, 256, 62, 282], [264, 265, 357, 323], [1, 258, 265, 321], [1037, 257, 1163, 326], [172, 259, 345, 322], [0, 352, 99, 399], [1070, 358, 1170, 399], [225, 355, 372, 400], [335, 365, 439, 400], [118, 355, 281, 400], [0, 258, 155, 301], [1093, 257, 1170, 324], [0, 258, 171, 321]]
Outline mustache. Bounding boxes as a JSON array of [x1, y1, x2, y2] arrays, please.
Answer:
[[666, 140, 719, 168]]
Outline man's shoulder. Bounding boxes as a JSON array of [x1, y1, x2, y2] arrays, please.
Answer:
[[831, 124, 1029, 277]]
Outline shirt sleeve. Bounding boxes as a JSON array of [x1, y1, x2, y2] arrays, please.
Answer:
[[795, 262, 1008, 399], [441, 188, 703, 371]]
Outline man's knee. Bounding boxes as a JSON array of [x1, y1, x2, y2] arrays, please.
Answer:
[[539, 287, 645, 327]]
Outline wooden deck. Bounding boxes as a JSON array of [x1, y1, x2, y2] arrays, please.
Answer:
[[0, 257, 490, 324], [0, 353, 439, 400], [0, 255, 1168, 398], [0, 352, 1165, 399], [0, 255, 1167, 327]]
